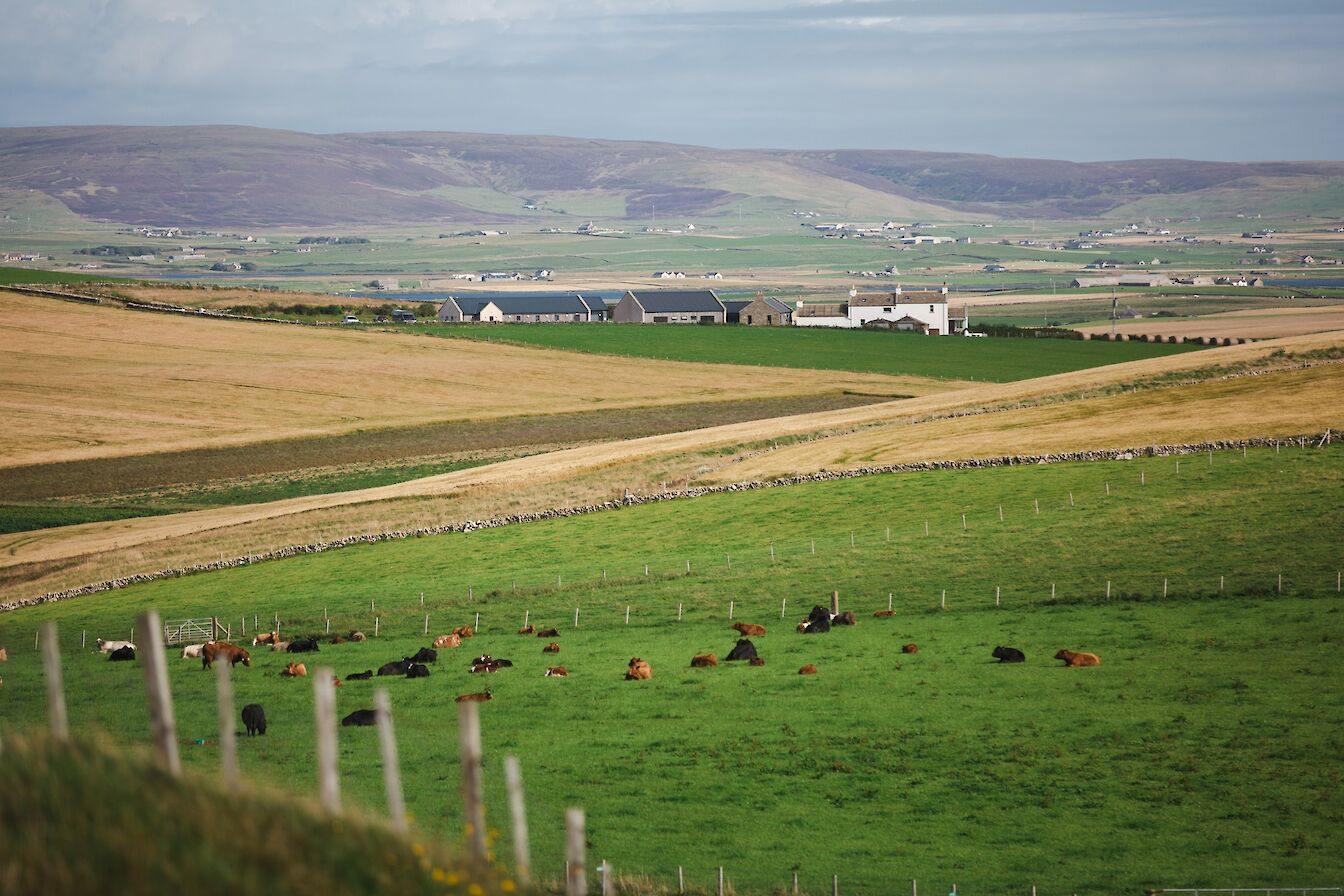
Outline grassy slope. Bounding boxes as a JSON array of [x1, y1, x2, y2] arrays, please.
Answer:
[[427, 325, 1201, 383], [0, 265, 137, 285], [1, 447, 1340, 893]]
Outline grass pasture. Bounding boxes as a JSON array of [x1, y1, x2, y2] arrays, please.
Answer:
[[1, 446, 1341, 893]]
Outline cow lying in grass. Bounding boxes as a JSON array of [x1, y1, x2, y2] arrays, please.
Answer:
[[544, 666, 568, 677], [992, 646, 1025, 663], [690, 653, 717, 668], [342, 709, 377, 727], [96, 639, 136, 653], [625, 658, 652, 680], [455, 690, 493, 703], [1055, 649, 1101, 667], [725, 639, 758, 662], [731, 622, 766, 637], [280, 662, 307, 678], [433, 633, 461, 649]]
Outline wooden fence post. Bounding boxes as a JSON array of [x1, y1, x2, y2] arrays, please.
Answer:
[[1069, 491, 1074, 507], [458, 700, 488, 865], [524, 610, 529, 628], [574, 607, 580, 628], [504, 755, 532, 888], [81, 629, 86, 649], [941, 589, 946, 610], [771, 543, 776, 562], [625, 606, 631, 625], [998, 505, 1003, 522], [729, 600, 734, 620], [136, 610, 181, 776], [565, 808, 586, 896], [215, 659, 239, 791], [996, 586, 1001, 607], [924, 521, 929, 536], [475, 611, 480, 632], [601, 860, 613, 896], [718, 866, 725, 896], [781, 597, 787, 618], [830, 590, 839, 616], [793, 871, 800, 895], [678, 603, 683, 621], [961, 513, 966, 530], [375, 689, 407, 834], [424, 614, 429, 635], [374, 617, 379, 637], [833, 873, 839, 896], [40, 622, 68, 742], [679, 866, 685, 894], [888, 592, 893, 612], [313, 666, 340, 813]]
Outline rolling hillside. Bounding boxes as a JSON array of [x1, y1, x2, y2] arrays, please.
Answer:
[[2, 125, 1341, 227]]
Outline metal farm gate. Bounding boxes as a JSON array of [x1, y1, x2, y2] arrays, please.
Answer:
[[162, 617, 229, 646]]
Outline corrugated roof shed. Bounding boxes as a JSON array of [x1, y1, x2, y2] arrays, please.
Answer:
[[627, 290, 723, 312]]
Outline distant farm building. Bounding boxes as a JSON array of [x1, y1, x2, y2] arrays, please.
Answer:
[[1070, 275, 1172, 288], [724, 293, 793, 326], [613, 290, 726, 324], [794, 287, 966, 335], [437, 295, 608, 323]]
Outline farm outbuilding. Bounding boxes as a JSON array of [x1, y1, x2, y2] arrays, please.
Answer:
[[438, 295, 607, 323], [613, 290, 725, 324]]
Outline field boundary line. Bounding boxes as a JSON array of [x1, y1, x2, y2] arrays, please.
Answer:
[[2, 431, 1333, 613]]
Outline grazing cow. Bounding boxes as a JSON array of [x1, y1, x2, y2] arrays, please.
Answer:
[[542, 642, 561, 654], [251, 632, 279, 647], [96, 639, 136, 654], [832, 611, 857, 626], [342, 709, 378, 727], [378, 660, 411, 676], [731, 622, 766, 637], [405, 663, 430, 679], [1055, 649, 1101, 667], [455, 690, 493, 703], [410, 647, 438, 664], [329, 635, 347, 645], [544, 666, 568, 677], [992, 646, 1026, 664], [286, 637, 320, 654], [180, 644, 205, 659], [348, 631, 367, 642], [433, 633, 461, 649], [725, 639, 758, 662], [241, 703, 267, 736], [536, 628, 559, 638], [452, 625, 474, 639], [281, 661, 307, 678], [690, 653, 718, 668], [625, 658, 652, 680], [749, 656, 766, 667], [346, 670, 373, 681], [202, 642, 251, 670], [798, 664, 818, 675], [801, 605, 831, 634], [873, 610, 896, 618], [517, 625, 535, 635], [902, 643, 919, 654], [108, 645, 136, 662]]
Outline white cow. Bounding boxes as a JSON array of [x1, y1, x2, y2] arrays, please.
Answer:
[[96, 638, 136, 653], [181, 643, 206, 659]]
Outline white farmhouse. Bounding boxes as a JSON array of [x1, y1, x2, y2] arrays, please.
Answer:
[[794, 287, 967, 335]]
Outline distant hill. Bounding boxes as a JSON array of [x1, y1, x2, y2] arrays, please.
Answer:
[[0, 125, 1340, 227]]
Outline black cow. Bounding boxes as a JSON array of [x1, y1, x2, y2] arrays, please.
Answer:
[[341, 709, 378, 727], [992, 646, 1026, 663], [108, 646, 136, 661], [377, 660, 411, 676], [411, 647, 438, 664], [241, 703, 267, 736], [725, 639, 758, 662], [804, 605, 831, 634], [405, 663, 431, 679], [286, 637, 320, 653], [345, 670, 374, 681]]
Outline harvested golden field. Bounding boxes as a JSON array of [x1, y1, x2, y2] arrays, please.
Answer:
[[1076, 305, 1344, 340], [0, 291, 932, 468], [1, 330, 1340, 602]]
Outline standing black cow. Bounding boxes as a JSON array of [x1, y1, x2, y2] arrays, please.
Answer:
[[341, 709, 378, 727], [241, 703, 267, 736], [286, 638, 320, 653], [992, 646, 1026, 663], [724, 639, 759, 661], [108, 646, 136, 661]]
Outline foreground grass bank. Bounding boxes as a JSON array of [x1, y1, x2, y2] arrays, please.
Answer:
[[1, 446, 1340, 893]]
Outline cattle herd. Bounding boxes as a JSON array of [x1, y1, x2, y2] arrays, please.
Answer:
[[54, 603, 1099, 740]]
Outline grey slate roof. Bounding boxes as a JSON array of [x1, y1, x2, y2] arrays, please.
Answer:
[[723, 300, 751, 315], [627, 290, 724, 313], [451, 295, 602, 316]]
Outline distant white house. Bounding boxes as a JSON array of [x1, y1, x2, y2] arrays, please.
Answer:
[[653, 271, 686, 279], [794, 286, 966, 335]]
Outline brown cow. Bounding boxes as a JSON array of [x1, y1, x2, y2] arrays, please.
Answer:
[[331, 674, 343, 688], [902, 643, 919, 654], [433, 633, 462, 649], [270, 641, 291, 652], [348, 630, 367, 642], [201, 642, 251, 670], [252, 631, 279, 646], [749, 656, 766, 667], [455, 690, 493, 703], [452, 625, 474, 639], [281, 661, 308, 678], [544, 666, 568, 677], [690, 653, 718, 668], [625, 657, 652, 680], [329, 634, 347, 645], [798, 664, 818, 675], [873, 610, 895, 618], [536, 628, 560, 638], [1055, 649, 1101, 667], [543, 642, 561, 654], [731, 622, 766, 637], [518, 625, 535, 635], [0, 647, 8, 662]]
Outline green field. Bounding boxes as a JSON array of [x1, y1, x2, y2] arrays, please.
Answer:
[[972, 293, 1344, 328], [2, 446, 1340, 893], [0, 265, 138, 286], [424, 323, 1202, 382]]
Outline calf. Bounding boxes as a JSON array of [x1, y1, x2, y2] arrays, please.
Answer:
[[544, 666, 569, 677], [455, 690, 493, 703], [536, 628, 560, 638], [405, 663, 431, 679], [452, 625, 474, 639], [378, 660, 411, 676], [749, 656, 766, 667], [251, 632, 279, 647], [731, 622, 766, 637], [433, 633, 461, 649], [346, 670, 374, 681], [690, 653, 718, 668], [180, 644, 205, 659], [329, 635, 347, 645], [241, 703, 267, 736], [873, 610, 896, 618], [108, 645, 136, 662], [725, 639, 758, 662], [280, 661, 307, 678], [542, 642, 561, 654], [202, 642, 251, 670], [270, 641, 291, 652], [625, 657, 652, 681], [0, 647, 7, 662], [341, 709, 378, 727], [1055, 649, 1101, 667], [992, 646, 1026, 664], [832, 611, 857, 626], [410, 647, 438, 664], [517, 625, 535, 635], [96, 639, 136, 653], [902, 643, 919, 654], [798, 664, 818, 675], [286, 637, 320, 654]]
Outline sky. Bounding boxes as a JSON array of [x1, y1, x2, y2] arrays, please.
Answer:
[[2, 0, 1341, 161]]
